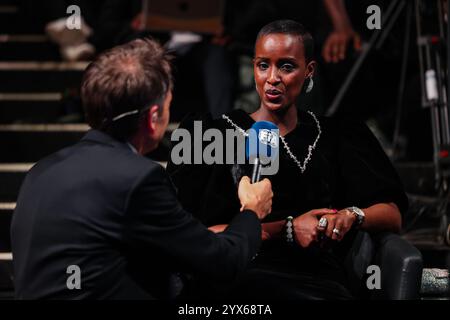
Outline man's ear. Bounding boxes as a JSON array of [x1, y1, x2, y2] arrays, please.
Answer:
[[146, 105, 160, 133]]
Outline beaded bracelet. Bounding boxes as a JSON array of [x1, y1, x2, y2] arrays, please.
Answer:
[[286, 216, 294, 243]]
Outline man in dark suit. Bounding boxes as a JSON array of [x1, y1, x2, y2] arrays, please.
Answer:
[[10, 38, 273, 299]]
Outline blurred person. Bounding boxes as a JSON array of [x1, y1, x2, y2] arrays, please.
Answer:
[[227, 0, 361, 62], [41, 0, 144, 61], [10, 38, 274, 299], [40, 0, 100, 61], [98, 0, 237, 119]]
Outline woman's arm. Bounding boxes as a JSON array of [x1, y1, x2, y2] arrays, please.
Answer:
[[261, 220, 285, 240], [319, 202, 402, 241], [360, 202, 402, 233], [209, 207, 339, 245]]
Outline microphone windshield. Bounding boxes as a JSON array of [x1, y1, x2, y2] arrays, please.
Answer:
[[245, 121, 280, 163]]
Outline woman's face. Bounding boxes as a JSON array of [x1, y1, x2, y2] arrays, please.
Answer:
[[254, 33, 315, 112]]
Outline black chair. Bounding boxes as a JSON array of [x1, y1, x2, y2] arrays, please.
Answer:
[[345, 231, 423, 299]]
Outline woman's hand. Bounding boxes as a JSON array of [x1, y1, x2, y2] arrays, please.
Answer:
[[318, 209, 356, 241], [293, 208, 337, 248]]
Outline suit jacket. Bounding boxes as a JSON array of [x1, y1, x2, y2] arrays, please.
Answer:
[[11, 130, 261, 299]]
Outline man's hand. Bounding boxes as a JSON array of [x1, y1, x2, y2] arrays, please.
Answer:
[[293, 208, 337, 248], [238, 176, 273, 220]]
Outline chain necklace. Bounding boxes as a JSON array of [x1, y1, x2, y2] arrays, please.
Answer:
[[222, 111, 321, 174]]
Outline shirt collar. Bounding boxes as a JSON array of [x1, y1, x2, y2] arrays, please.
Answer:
[[127, 142, 138, 154]]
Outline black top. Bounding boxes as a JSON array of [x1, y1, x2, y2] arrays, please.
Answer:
[[11, 129, 262, 300], [167, 109, 408, 299]]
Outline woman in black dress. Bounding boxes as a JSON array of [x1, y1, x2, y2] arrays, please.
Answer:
[[167, 20, 407, 300]]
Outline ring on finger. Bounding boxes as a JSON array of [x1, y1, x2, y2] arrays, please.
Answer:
[[318, 217, 328, 229], [332, 228, 341, 236]]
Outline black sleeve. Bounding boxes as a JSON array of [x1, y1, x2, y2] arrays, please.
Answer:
[[336, 119, 409, 214], [124, 164, 261, 282], [166, 112, 216, 216]]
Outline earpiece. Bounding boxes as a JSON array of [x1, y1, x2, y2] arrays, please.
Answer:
[[152, 113, 158, 123]]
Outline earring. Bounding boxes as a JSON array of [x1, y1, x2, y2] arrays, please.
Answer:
[[306, 77, 314, 93]]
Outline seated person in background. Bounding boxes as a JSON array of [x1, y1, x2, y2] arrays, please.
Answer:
[[11, 38, 273, 300], [167, 20, 407, 300], [227, 0, 361, 63], [41, 0, 144, 61]]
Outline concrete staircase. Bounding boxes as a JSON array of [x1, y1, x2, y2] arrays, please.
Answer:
[[0, 2, 174, 298]]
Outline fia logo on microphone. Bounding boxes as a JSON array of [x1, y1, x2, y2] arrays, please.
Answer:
[[258, 129, 279, 148]]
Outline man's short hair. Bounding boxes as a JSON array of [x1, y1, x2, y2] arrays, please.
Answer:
[[81, 38, 173, 141]]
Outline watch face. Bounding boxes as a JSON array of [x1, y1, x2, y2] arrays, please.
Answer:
[[348, 207, 364, 226], [352, 206, 364, 217]]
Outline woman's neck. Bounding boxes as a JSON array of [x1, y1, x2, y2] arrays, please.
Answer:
[[251, 105, 298, 136]]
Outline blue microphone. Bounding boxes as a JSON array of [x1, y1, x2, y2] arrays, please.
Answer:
[[246, 121, 280, 183]]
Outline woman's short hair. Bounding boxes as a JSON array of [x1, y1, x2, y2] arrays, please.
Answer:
[[81, 38, 172, 141], [256, 20, 314, 63]]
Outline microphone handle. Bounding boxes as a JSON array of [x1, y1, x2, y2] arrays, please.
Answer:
[[251, 158, 262, 183]]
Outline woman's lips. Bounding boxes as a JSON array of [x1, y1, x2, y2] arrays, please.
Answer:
[[265, 89, 283, 102]]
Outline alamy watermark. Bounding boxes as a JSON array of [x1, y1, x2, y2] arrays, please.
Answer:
[[366, 264, 382, 290], [367, 5, 382, 30], [170, 122, 280, 176], [66, 264, 81, 290], [65, 5, 82, 30]]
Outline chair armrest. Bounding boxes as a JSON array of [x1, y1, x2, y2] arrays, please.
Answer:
[[372, 232, 423, 300], [343, 231, 375, 297]]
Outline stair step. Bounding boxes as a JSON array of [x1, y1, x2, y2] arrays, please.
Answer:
[[0, 248, 13, 291], [0, 123, 179, 132], [0, 62, 87, 92], [0, 6, 18, 14], [0, 35, 60, 61], [0, 204, 13, 252], [0, 123, 175, 162], [0, 124, 86, 162], [0, 159, 168, 203], [0, 5, 20, 34], [0, 2, 47, 35], [0, 164, 29, 202], [0, 93, 67, 124], [0, 253, 12, 261]]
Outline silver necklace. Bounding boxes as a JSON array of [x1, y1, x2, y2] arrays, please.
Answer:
[[221, 111, 321, 174]]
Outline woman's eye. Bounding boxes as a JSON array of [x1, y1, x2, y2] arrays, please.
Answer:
[[281, 64, 295, 72], [258, 62, 269, 70]]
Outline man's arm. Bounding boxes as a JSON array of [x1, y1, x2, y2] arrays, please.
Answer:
[[124, 165, 264, 282]]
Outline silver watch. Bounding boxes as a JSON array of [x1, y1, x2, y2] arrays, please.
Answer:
[[346, 206, 365, 228]]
